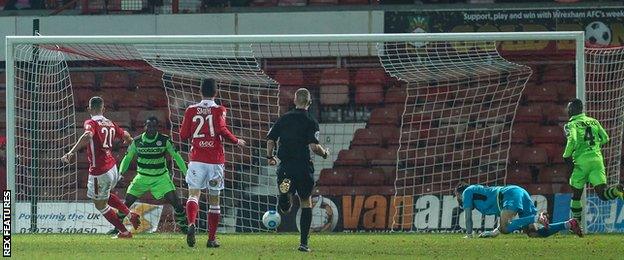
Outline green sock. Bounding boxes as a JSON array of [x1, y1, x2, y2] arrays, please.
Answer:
[[175, 210, 187, 228], [603, 186, 623, 200], [570, 199, 582, 222], [117, 211, 127, 220]]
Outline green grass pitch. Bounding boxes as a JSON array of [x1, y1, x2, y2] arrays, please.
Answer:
[[13, 233, 624, 259]]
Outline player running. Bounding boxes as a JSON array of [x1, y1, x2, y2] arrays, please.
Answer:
[[266, 88, 330, 252], [107, 116, 189, 235], [455, 183, 583, 238], [563, 98, 624, 223], [61, 96, 140, 238], [180, 79, 246, 248]]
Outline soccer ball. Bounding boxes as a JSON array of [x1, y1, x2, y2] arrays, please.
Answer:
[[585, 21, 611, 46], [262, 210, 281, 229]]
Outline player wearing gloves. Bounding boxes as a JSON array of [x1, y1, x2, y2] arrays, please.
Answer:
[[108, 116, 189, 234], [455, 183, 583, 238]]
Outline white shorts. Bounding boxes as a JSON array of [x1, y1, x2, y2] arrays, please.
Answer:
[[87, 165, 119, 200], [185, 162, 225, 191]]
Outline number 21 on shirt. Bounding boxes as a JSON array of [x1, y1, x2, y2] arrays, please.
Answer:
[[192, 114, 215, 138]]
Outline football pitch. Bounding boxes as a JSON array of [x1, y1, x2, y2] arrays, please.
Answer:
[[12, 233, 624, 259]]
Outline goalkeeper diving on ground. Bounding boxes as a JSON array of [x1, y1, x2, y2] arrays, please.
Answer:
[[108, 116, 189, 235], [455, 183, 583, 238]]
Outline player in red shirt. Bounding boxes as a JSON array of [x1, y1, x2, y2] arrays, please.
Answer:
[[61, 96, 140, 238], [180, 79, 246, 248]]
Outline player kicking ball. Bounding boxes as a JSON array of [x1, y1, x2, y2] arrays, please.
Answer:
[[563, 98, 624, 224], [455, 183, 583, 238], [180, 79, 246, 248], [61, 96, 140, 238], [266, 88, 330, 252], [107, 116, 189, 235]]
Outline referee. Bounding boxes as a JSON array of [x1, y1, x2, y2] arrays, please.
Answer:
[[266, 88, 329, 253]]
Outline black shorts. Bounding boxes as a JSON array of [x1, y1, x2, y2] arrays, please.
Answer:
[[276, 160, 315, 199]]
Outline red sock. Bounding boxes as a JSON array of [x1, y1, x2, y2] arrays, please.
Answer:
[[101, 206, 128, 232], [208, 205, 221, 241], [108, 193, 130, 216], [186, 199, 199, 226]]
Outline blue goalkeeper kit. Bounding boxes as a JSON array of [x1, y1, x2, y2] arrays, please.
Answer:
[[463, 185, 539, 233]]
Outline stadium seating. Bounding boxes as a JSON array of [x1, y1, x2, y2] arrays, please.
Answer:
[[384, 86, 407, 104], [530, 125, 565, 144], [100, 71, 130, 89], [539, 164, 570, 183], [524, 83, 558, 103], [506, 165, 533, 184], [368, 106, 401, 126], [355, 84, 384, 105], [515, 104, 543, 123], [70, 71, 96, 89], [134, 71, 163, 89], [351, 128, 382, 147], [278, 0, 307, 6], [308, 0, 339, 5], [352, 168, 385, 186], [249, 0, 278, 6]]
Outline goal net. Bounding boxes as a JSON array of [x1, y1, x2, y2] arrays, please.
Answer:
[[383, 41, 531, 231], [7, 33, 593, 234], [584, 46, 624, 233]]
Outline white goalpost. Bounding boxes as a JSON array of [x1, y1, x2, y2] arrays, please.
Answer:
[[6, 32, 596, 234]]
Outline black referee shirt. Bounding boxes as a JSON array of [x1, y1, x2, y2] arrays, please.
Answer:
[[267, 108, 320, 161]]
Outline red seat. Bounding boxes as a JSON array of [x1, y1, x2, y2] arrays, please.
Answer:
[[279, 85, 299, 106], [320, 68, 349, 85], [515, 104, 543, 123], [374, 166, 397, 185], [320, 85, 349, 105], [73, 88, 94, 111], [368, 148, 396, 166], [116, 90, 143, 109], [317, 168, 353, 186], [353, 68, 386, 85], [249, 0, 278, 6], [540, 164, 570, 183], [518, 146, 548, 165], [339, 0, 372, 5], [543, 64, 574, 82], [70, 71, 96, 89], [355, 84, 383, 105], [506, 165, 532, 184], [275, 69, 304, 86], [134, 72, 163, 89], [314, 186, 355, 196], [134, 110, 167, 129], [542, 103, 568, 124], [368, 106, 401, 126], [530, 126, 565, 144], [536, 143, 565, 164], [352, 186, 394, 195], [107, 111, 132, 129], [141, 88, 167, 108], [352, 168, 385, 186], [278, 0, 306, 6], [384, 86, 406, 104], [351, 128, 382, 147], [509, 145, 526, 165], [100, 71, 130, 89], [512, 123, 536, 144], [381, 126, 401, 146], [525, 184, 554, 195], [524, 83, 558, 102], [308, 0, 338, 5], [335, 149, 367, 167]]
